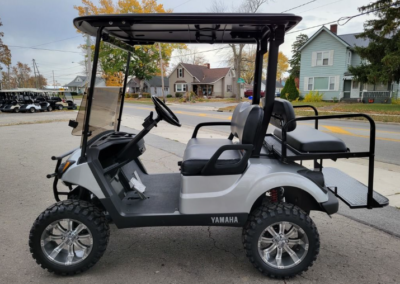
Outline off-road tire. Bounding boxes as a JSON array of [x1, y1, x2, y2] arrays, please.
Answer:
[[29, 200, 110, 276], [243, 202, 319, 279]]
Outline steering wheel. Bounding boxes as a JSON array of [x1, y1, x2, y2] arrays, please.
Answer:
[[151, 96, 181, 127]]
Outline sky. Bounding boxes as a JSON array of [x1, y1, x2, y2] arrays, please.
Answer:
[[0, 0, 377, 85]]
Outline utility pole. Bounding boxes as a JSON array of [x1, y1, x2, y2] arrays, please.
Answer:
[[32, 59, 42, 89], [32, 59, 38, 89], [85, 7, 92, 90], [53, 70, 55, 90], [158, 42, 165, 102], [7, 64, 10, 89]]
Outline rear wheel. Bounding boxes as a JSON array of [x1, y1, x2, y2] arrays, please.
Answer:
[[58, 105, 63, 110], [243, 203, 319, 279], [47, 106, 53, 112], [30, 107, 36, 113], [29, 200, 110, 275], [14, 107, 20, 113]]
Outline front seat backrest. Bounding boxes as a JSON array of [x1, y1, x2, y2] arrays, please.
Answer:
[[230, 102, 263, 144]]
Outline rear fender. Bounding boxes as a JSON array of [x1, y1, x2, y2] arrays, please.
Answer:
[[245, 172, 328, 213]]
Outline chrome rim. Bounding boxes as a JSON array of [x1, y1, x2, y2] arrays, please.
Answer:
[[258, 222, 309, 269], [40, 219, 93, 266]]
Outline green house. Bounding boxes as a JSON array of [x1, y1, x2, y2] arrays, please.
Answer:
[[299, 25, 399, 102]]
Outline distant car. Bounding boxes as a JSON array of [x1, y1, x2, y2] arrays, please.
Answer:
[[244, 90, 281, 98], [244, 90, 265, 98]]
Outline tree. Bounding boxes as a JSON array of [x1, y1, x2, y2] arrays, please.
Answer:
[[263, 52, 289, 80], [75, 0, 182, 90], [288, 34, 308, 79], [0, 18, 11, 70], [280, 76, 299, 101], [241, 47, 289, 84], [349, 0, 400, 84], [173, 47, 208, 66], [209, 0, 269, 100], [12, 62, 31, 88]]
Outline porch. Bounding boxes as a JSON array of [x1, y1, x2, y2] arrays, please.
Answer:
[[342, 77, 393, 103], [192, 84, 214, 96]]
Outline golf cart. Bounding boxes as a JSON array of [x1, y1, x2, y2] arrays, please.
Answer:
[[1, 91, 23, 113], [48, 91, 77, 110], [29, 14, 389, 279], [19, 91, 53, 113]]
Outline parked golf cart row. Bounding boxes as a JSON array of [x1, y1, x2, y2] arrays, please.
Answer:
[[0, 90, 77, 113]]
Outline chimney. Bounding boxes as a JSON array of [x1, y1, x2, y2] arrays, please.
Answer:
[[330, 24, 338, 35], [204, 63, 210, 69]]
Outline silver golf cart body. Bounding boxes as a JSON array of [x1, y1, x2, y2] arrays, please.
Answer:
[[32, 13, 388, 278]]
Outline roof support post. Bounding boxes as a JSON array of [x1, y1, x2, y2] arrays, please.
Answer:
[[80, 26, 104, 163], [117, 52, 131, 131], [252, 38, 268, 105], [253, 25, 285, 157]]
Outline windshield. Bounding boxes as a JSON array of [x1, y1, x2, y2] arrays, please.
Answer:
[[64, 92, 74, 101], [72, 87, 122, 143]]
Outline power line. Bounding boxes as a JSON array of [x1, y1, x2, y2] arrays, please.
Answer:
[[8, 45, 84, 54], [281, 0, 317, 13], [297, 0, 343, 13], [170, 46, 231, 58], [30, 36, 81, 48], [172, 0, 195, 9], [288, 3, 395, 35]]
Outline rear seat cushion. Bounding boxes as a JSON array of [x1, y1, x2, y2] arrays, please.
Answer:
[[181, 139, 241, 176], [274, 125, 347, 153]]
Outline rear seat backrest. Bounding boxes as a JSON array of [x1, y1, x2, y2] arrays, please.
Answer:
[[270, 98, 297, 132], [230, 102, 263, 144]]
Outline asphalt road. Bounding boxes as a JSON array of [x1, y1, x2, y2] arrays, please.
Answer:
[[123, 102, 400, 166], [1, 122, 400, 284]]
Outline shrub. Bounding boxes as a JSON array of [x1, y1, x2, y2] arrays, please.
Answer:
[[132, 93, 139, 98], [280, 77, 299, 101], [175, 93, 183, 98], [332, 97, 339, 103], [392, 96, 400, 105], [166, 94, 172, 98], [70, 92, 78, 96], [141, 93, 151, 98], [303, 91, 323, 102]]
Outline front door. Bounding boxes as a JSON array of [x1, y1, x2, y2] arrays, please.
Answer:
[[350, 81, 360, 98], [343, 80, 351, 98]]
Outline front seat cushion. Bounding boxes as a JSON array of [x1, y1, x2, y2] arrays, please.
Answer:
[[181, 139, 242, 176]]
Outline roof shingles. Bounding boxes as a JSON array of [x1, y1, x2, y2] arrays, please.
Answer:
[[180, 63, 230, 84]]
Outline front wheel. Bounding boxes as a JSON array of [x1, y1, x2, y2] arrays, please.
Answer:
[[14, 107, 20, 113], [58, 105, 63, 110], [29, 200, 110, 275], [47, 106, 53, 112], [243, 203, 319, 279], [30, 107, 36, 113]]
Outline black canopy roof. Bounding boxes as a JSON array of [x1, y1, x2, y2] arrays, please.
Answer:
[[73, 13, 301, 45]]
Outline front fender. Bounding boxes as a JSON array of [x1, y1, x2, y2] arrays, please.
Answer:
[[244, 172, 328, 213]]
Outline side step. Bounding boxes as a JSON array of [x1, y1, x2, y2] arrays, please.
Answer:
[[322, 167, 389, 209]]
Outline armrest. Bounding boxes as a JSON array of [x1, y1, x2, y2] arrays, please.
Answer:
[[192, 122, 231, 138], [292, 105, 319, 129], [201, 144, 253, 176]]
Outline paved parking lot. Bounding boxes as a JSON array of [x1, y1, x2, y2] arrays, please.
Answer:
[[1, 121, 400, 284]]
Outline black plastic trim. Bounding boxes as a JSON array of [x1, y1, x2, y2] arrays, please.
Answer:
[[320, 190, 339, 215], [192, 122, 231, 138]]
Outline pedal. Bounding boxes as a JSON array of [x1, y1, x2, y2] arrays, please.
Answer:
[[129, 171, 147, 200]]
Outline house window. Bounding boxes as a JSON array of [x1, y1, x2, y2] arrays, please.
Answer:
[[309, 77, 336, 91], [316, 51, 330, 66], [308, 78, 314, 91], [347, 51, 352, 65], [178, 68, 183, 78], [175, 83, 187, 92], [329, 77, 335, 90], [227, 85, 232, 92]]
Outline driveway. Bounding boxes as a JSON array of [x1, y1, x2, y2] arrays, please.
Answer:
[[0, 121, 400, 283]]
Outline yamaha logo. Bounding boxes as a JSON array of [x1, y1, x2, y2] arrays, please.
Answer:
[[211, 216, 239, 224]]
